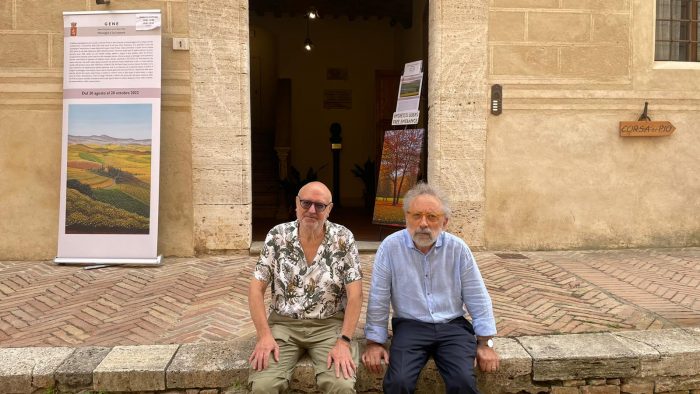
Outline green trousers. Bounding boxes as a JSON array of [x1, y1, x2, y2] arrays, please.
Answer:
[[249, 311, 359, 393]]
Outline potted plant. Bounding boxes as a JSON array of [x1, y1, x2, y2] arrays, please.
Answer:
[[280, 165, 327, 218], [351, 159, 376, 212]]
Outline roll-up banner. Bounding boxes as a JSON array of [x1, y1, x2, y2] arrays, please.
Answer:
[[55, 10, 162, 265]]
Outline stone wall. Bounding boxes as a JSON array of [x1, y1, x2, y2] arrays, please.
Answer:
[[2, 328, 698, 394], [0, 0, 194, 259], [188, 0, 252, 252], [484, 0, 700, 250], [427, 0, 490, 248], [2, 0, 699, 257]]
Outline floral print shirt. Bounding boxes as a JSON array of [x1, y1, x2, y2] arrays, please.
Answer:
[[254, 220, 363, 319]]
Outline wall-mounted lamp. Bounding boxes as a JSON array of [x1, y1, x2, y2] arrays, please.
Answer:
[[96, 0, 110, 5]]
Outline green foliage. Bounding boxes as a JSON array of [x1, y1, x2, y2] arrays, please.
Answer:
[[67, 179, 94, 198], [126, 153, 151, 164], [118, 183, 150, 204], [65, 189, 149, 234], [351, 158, 376, 211], [92, 166, 144, 186], [93, 188, 149, 217], [280, 165, 326, 218], [78, 151, 103, 164]]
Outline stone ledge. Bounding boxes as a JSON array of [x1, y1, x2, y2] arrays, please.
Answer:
[[519, 332, 645, 381], [167, 339, 253, 389], [55, 346, 111, 391], [94, 344, 180, 392], [0, 347, 74, 394], [0, 328, 698, 393]]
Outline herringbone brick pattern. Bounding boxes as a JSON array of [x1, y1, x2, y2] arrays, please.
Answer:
[[0, 248, 698, 347]]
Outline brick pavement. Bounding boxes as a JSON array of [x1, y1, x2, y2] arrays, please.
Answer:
[[0, 248, 698, 347]]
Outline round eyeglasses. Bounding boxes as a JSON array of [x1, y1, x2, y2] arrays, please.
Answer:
[[298, 198, 332, 212], [406, 211, 444, 224]]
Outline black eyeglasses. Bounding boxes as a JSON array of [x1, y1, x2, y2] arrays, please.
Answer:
[[297, 197, 332, 212]]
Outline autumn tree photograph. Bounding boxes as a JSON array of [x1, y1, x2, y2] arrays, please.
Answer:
[[372, 128, 424, 225]]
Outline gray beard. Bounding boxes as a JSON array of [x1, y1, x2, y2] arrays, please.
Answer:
[[412, 231, 436, 248]]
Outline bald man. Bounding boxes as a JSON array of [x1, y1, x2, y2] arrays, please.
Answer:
[[248, 181, 364, 393]]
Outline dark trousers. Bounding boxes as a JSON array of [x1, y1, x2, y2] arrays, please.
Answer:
[[383, 317, 479, 394]]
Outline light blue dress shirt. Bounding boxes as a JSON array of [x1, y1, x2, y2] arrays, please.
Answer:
[[365, 229, 497, 344]]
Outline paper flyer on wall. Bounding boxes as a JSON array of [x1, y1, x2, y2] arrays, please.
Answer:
[[395, 74, 423, 112], [55, 10, 162, 265]]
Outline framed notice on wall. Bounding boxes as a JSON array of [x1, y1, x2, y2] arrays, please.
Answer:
[[55, 10, 162, 265]]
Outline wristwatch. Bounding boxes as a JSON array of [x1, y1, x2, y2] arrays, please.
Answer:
[[339, 334, 352, 344], [478, 338, 494, 348]]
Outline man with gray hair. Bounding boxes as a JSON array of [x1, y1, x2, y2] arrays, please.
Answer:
[[362, 182, 499, 393]]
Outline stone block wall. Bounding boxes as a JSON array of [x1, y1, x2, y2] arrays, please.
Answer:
[[188, 0, 252, 253], [1, 329, 699, 394], [489, 0, 630, 80], [484, 0, 700, 250], [427, 0, 490, 248], [2, 0, 699, 256], [0, 0, 194, 259]]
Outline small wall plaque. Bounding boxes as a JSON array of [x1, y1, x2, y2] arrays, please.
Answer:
[[619, 121, 675, 137], [324, 89, 352, 110]]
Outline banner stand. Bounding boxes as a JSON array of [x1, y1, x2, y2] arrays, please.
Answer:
[[56, 10, 163, 266], [54, 255, 163, 266]]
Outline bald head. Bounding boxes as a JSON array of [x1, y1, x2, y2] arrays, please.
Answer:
[[298, 181, 332, 203], [296, 181, 333, 236]]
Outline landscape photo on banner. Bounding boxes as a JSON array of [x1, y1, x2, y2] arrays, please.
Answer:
[[373, 128, 425, 226], [65, 103, 152, 235]]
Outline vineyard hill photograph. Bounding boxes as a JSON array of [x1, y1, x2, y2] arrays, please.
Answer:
[[65, 104, 153, 234]]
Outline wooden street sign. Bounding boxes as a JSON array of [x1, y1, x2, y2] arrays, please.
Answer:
[[619, 121, 675, 137]]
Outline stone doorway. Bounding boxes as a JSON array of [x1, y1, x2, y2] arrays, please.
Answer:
[[248, 0, 428, 241]]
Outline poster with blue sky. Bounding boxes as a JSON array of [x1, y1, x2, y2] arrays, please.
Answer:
[[66, 104, 152, 234]]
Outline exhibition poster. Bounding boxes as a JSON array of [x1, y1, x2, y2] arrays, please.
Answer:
[[56, 10, 162, 264]]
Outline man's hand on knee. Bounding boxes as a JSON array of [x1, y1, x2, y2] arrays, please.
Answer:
[[326, 339, 357, 379], [249, 333, 279, 371]]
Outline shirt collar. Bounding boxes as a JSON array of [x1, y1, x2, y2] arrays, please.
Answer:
[[294, 219, 333, 242]]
